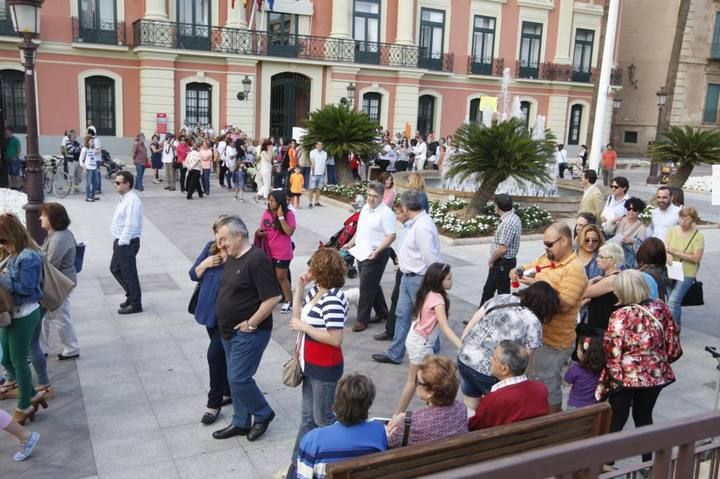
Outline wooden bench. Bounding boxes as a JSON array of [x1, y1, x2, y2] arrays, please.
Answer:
[[326, 402, 612, 479]]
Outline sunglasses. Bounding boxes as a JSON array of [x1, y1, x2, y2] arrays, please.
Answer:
[[115, 181, 125, 185], [610, 185, 620, 189], [543, 237, 562, 248], [415, 377, 430, 388], [626, 207, 639, 212], [584, 238, 600, 244]]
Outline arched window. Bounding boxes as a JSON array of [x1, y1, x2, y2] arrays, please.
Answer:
[[362, 92, 381, 124], [520, 100, 531, 130], [469, 98, 483, 125], [417, 95, 435, 137], [186, 82, 212, 128], [567, 104, 583, 145], [0, 70, 26, 133], [85, 75, 115, 136]]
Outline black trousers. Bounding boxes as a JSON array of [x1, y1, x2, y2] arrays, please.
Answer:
[[179, 166, 188, 192], [384, 269, 403, 337], [609, 386, 663, 462], [110, 238, 142, 307], [206, 326, 230, 409], [186, 169, 203, 198], [219, 163, 229, 187], [480, 257, 516, 306], [356, 249, 390, 325]]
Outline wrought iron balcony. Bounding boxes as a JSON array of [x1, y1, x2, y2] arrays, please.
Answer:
[[132, 19, 449, 71], [516, 61, 623, 86], [72, 17, 126, 46], [467, 57, 505, 77]]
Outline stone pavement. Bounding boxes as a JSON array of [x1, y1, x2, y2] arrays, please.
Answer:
[[1, 173, 719, 478]]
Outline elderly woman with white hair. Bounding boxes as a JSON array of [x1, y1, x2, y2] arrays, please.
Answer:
[[581, 243, 625, 333]]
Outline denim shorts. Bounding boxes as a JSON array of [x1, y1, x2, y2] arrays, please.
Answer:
[[8, 159, 20, 176], [458, 360, 497, 398], [309, 175, 325, 190], [405, 326, 439, 365]]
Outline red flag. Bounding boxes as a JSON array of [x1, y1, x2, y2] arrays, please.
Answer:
[[231, 0, 235, 8]]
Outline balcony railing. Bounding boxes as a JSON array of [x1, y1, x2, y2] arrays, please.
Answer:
[[467, 56, 505, 77], [132, 19, 454, 71], [72, 17, 126, 46], [516, 60, 623, 85]]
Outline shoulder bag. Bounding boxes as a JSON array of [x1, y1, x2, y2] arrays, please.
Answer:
[[0, 286, 12, 327], [282, 333, 304, 388], [40, 256, 76, 312], [400, 411, 413, 447], [188, 282, 201, 315], [678, 230, 703, 306]]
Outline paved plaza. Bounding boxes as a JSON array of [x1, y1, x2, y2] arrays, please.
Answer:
[[1, 169, 719, 478]]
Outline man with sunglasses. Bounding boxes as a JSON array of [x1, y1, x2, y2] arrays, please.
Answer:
[[110, 171, 144, 314], [510, 222, 587, 413], [600, 176, 630, 237]]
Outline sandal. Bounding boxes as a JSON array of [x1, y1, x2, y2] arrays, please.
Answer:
[[30, 391, 48, 411], [201, 409, 221, 425], [0, 381, 18, 399], [14, 406, 36, 425], [36, 385, 55, 399]]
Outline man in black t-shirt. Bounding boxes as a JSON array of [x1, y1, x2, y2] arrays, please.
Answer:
[[212, 215, 282, 442]]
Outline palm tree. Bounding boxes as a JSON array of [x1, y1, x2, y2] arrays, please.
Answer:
[[302, 104, 381, 184], [648, 126, 720, 187], [445, 118, 557, 215]]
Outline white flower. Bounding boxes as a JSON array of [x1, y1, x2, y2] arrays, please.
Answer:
[[0, 189, 27, 224]]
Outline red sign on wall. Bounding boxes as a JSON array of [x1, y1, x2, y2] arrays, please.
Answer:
[[156, 113, 167, 134]]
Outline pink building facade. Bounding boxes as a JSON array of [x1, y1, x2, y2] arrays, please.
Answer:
[[0, 0, 619, 148]]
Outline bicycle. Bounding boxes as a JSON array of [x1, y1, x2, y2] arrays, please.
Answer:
[[42, 156, 72, 198]]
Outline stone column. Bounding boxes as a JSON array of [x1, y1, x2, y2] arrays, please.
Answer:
[[553, 0, 574, 64], [395, 0, 414, 45], [144, 0, 168, 20], [226, 0, 247, 28], [138, 53, 177, 134], [330, 0, 352, 39]]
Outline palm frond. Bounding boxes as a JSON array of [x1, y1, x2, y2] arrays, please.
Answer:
[[301, 105, 380, 160], [648, 125, 720, 167]]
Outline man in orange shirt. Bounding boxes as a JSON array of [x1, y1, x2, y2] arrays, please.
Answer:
[[600, 143, 617, 187], [510, 222, 587, 412]]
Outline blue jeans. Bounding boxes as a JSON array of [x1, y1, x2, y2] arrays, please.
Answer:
[[202, 168, 211, 194], [301, 166, 310, 189], [386, 274, 424, 363], [290, 375, 337, 460], [85, 169, 97, 199], [93, 168, 102, 193], [135, 163, 145, 190], [222, 329, 274, 429], [668, 277, 695, 326], [326, 165, 337, 185], [30, 314, 49, 385]]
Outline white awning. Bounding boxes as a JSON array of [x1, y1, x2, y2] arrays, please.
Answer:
[[270, 0, 314, 16]]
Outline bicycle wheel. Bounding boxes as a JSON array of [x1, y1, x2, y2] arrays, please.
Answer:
[[53, 171, 72, 198], [43, 170, 53, 194]]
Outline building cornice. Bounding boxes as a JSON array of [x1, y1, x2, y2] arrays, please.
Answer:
[[573, 2, 604, 16], [517, 0, 555, 11]]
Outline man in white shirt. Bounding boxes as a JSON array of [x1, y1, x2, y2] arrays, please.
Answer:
[[343, 181, 397, 332], [110, 171, 144, 314], [308, 142, 327, 208], [161, 133, 176, 190], [555, 144, 568, 178], [650, 186, 680, 242], [412, 136, 427, 171], [373, 190, 440, 364]]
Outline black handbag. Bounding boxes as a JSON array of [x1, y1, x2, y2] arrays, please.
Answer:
[[188, 283, 201, 315], [75, 242, 86, 273], [681, 280, 704, 306]]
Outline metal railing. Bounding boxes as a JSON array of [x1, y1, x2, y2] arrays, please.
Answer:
[[467, 56, 505, 77], [72, 17, 126, 46], [423, 412, 720, 479], [132, 19, 456, 71], [515, 60, 623, 85]]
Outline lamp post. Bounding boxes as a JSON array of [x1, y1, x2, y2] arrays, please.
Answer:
[[611, 95, 622, 146], [235, 75, 252, 101], [340, 82, 356, 108], [9, 0, 44, 243], [647, 86, 667, 184]]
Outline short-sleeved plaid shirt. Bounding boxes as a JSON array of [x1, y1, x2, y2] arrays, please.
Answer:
[[491, 210, 522, 259]]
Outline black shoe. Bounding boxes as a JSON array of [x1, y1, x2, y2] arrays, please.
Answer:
[[201, 409, 221, 425], [119, 299, 130, 308], [212, 424, 250, 439], [247, 411, 275, 442], [118, 304, 143, 315], [57, 353, 80, 361], [371, 353, 401, 364], [368, 315, 387, 324], [373, 331, 392, 341]]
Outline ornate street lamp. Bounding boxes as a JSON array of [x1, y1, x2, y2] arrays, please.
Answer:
[[340, 82, 356, 108], [236, 75, 252, 101], [647, 86, 668, 184], [9, 0, 44, 243]]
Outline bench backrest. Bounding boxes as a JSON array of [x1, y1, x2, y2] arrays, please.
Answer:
[[326, 402, 612, 479]]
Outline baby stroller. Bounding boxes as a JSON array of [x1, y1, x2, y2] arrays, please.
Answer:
[[103, 150, 123, 178], [324, 211, 360, 279], [242, 156, 258, 192]]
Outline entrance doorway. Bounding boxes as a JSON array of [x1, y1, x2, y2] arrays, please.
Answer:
[[269, 72, 311, 140]]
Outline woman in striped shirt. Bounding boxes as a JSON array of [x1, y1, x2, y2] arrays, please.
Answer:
[[287, 248, 349, 476]]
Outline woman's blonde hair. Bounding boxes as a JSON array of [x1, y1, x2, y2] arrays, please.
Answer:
[[578, 224, 605, 250], [613, 269, 651, 305], [598, 243, 624, 266], [407, 172, 426, 191], [0, 213, 39, 255], [679, 206, 699, 223]]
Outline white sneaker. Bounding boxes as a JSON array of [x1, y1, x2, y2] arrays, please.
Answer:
[[13, 431, 40, 462], [280, 303, 292, 314]]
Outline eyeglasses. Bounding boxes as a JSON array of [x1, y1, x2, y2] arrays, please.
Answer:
[[610, 185, 620, 189], [543, 237, 562, 248], [415, 376, 430, 388], [584, 238, 600, 244], [597, 255, 612, 260], [626, 207, 639, 212]]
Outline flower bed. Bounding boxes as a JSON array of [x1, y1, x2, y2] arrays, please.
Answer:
[[0, 188, 27, 224], [683, 176, 712, 193]]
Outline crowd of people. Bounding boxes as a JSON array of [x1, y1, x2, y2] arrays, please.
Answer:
[[0, 120, 706, 477]]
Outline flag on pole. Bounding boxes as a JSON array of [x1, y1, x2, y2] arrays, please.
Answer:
[[268, 0, 275, 9]]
